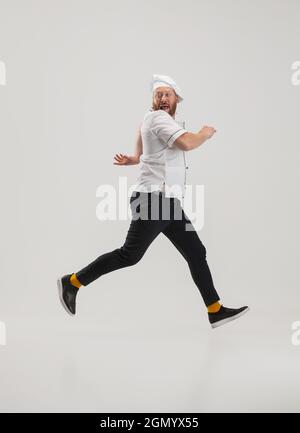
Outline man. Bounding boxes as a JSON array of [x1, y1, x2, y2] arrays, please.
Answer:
[[57, 74, 249, 328]]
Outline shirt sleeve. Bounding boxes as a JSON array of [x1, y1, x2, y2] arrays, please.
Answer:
[[150, 110, 188, 148]]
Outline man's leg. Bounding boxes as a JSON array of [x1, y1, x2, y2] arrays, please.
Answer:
[[162, 202, 249, 328], [162, 205, 220, 307], [75, 218, 166, 286], [58, 217, 168, 315], [58, 192, 173, 315]]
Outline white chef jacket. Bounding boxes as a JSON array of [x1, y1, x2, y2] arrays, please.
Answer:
[[133, 108, 189, 200]]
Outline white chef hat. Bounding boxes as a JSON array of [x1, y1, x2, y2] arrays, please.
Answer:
[[150, 74, 184, 102]]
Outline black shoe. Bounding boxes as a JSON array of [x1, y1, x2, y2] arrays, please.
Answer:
[[57, 274, 79, 316], [208, 305, 249, 328]]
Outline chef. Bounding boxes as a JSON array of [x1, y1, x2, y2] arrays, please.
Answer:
[[133, 74, 189, 205], [57, 73, 249, 329]]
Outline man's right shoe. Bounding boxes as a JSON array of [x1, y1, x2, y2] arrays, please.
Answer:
[[208, 305, 249, 328], [57, 274, 79, 316]]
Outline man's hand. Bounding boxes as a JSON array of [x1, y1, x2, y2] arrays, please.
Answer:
[[199, 126, 217, 139], [113, 153, 139, 165]]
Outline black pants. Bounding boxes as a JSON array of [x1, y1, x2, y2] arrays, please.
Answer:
[[76, 191, 220, 307]]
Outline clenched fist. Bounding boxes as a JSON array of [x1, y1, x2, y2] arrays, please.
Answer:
[[200, 125, 217, 139]]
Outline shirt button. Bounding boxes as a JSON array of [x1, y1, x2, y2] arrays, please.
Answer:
[[185, 166, 189, 169]]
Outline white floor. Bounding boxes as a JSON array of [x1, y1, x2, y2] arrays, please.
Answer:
[[1, 296, 300, 413]]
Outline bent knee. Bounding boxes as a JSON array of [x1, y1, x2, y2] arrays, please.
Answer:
[[118, 247, 144, 266], [125, 254, 143, 266]]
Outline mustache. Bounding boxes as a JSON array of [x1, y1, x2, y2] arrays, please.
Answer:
[[152, 102, 176, 112]]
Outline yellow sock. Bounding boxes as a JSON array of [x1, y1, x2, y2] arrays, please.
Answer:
[[207, 301, 221, 313], [70, 273, 82, 289]]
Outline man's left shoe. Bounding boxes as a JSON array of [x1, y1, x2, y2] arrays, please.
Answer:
[[208, 305, 249, 328], [57, 274, 79, 316]]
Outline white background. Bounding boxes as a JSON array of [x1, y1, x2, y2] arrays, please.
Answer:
[[0, 0, 300, 412]]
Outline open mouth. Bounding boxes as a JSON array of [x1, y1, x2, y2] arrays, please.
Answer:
[[160, 105, 170, 110]]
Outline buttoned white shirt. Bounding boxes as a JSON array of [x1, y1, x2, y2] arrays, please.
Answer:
[[133, 109, 189, 200]]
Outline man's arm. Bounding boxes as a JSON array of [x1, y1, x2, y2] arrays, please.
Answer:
[[174, 126, 217, 151], [113, 124, 143, 166], [132, 123, 143, 163]]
